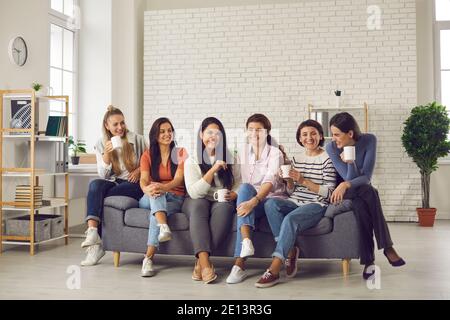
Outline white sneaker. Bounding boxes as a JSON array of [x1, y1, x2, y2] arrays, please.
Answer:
[[81, 227, 102, 248], [141, 256, 155, 277], [158, 224, 172, 242], [80, 244, 105, 266], [226, 265, 248, 284], [240, 238, 255, 258]]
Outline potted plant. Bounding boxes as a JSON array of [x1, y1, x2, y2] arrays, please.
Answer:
[[68, 136, 87, 165], [31, 82, 44, 96], [402, 102, 450, 226]]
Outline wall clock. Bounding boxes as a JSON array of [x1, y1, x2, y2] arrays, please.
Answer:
[[8, 36, 28, 66]]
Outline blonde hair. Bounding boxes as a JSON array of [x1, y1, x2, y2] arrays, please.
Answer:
[[102, 105, 136, 176]]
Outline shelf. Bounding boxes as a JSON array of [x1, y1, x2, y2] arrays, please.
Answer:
[[2, 235, 68, 246], [1, 94, 68, 102], [1, 135, 67, 142], [1, 89, 70, 255], [2, 172, 68, 177], [1, 198, 68, 211]]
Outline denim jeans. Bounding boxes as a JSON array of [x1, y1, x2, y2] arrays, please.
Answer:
[[86, 178, 143, 225], [264, 198, 326, 261], [139, 192, 185, 247], [233, 183, 268, 258]]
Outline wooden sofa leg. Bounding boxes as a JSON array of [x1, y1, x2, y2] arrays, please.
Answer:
[[113, 252, 120, 268], [342, 258, 350, 276]]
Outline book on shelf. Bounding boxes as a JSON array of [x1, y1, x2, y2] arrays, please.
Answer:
[[45, 116, 67, 137], [14, 185, 44, 207]]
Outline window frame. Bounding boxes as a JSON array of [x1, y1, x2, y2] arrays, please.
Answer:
[[433, 1, 450, 107], [433, 1, 450, 163], [48, 0, 79, 139]]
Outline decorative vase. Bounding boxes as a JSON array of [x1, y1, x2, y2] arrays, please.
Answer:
[[71, 156, 80, 165], [417, 208, 437, 227]]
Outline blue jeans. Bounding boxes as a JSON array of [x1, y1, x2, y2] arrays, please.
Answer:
[[86, 178, 143, 224], [139, 192, 185, 247], [233, 183, 268, 258], [264, 198, 327, 261]]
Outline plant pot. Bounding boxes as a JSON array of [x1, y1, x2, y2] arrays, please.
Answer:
[[71, 156, 80, 165], [416, 208, 437, 227]]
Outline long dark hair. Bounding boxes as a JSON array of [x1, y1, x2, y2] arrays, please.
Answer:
[[197, 117, 234, 190], [329, 112, 362, 141], [148, 117, 177, 182]]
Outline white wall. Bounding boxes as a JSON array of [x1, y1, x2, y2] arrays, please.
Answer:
[[111, 0, 146, 136], [0, 0, 49, 89], [144, 0, 421, 221]]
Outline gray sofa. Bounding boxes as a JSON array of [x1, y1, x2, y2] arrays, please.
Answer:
[[102, 196, 360, 275]]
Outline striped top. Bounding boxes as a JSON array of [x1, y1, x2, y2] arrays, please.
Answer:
[[287, 149, 337, 207]]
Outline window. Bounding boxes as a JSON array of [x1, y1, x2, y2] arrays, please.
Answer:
[[49, 0, 79, 139], [434, 0, 450, 111]]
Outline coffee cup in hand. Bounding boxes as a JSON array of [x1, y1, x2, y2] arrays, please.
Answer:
[[280, 165, 292, 179], [214, 189, 229, 202], [343, 146, 356, 161], [111, 136, 123, 150]]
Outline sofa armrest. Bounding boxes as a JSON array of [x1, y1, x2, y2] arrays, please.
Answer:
[[104, 196, 139, 211]]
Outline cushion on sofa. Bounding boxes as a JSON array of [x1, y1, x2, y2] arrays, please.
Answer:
[[324, 200, 353, 219], [124, 209, 189, 231], [105, 196, 139, 211]]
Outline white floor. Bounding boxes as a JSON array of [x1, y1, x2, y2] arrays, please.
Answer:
[[1, 221, 450, 300]]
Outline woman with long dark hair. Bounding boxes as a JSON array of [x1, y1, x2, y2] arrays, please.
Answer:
[[226, 114, 288, 284], [139, 117, 187, 277], [183, 117, 241, 284], [326, 112, 405, 279], [81, 105, 146, 267]]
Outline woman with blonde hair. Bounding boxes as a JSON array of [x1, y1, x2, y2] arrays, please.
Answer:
[[80, 105, 147, 267]]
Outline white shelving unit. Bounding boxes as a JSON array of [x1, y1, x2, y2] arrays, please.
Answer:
[[0, 89, 69, 255], [308, 102, 369, 138]]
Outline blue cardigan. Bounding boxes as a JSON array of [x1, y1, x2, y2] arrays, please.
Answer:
[[325, 133, 377, 189]]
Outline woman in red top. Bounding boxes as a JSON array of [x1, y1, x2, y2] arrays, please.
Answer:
[[139, 117, 187, 277]]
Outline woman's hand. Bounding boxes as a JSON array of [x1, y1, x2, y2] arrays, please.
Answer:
[[225, 191, 237, 202], [146, 182, 166, 198], [104, 141, 114, 154], [237, 198, 258, 217], [212, 160, 227, 173], [340, 152, 354, 164], [288, 169, 304, 184], [128, 168, 140, 183], [330, 181, 351, 204]]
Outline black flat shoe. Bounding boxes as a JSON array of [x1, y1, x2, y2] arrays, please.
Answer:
[[362, 264, 375, 280], [383, 249, 406, 267]]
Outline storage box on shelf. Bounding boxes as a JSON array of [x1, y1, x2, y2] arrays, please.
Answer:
[[0, 89, 70, 255]]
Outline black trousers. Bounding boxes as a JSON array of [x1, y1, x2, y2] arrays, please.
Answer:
[[345, 184, 394, 265]]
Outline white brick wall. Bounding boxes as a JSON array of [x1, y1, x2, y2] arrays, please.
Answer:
[[144, 0, 418, 221]]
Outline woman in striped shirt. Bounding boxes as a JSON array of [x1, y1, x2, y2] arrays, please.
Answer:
[[255, 119, 337, 288]]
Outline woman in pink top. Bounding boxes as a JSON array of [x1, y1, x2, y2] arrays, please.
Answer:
[[226, 114, 288, 284]]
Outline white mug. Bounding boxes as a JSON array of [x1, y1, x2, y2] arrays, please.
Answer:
[[280, 165, 291, 178], [214, 189, 229, 202], [344, 146, 356, 161], [111, 136, 123, 150]]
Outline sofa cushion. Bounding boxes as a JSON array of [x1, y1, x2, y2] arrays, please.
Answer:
[[324, 200, 353, 218], [105, 196, 139, 211], [124, 209, 189, 231]]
